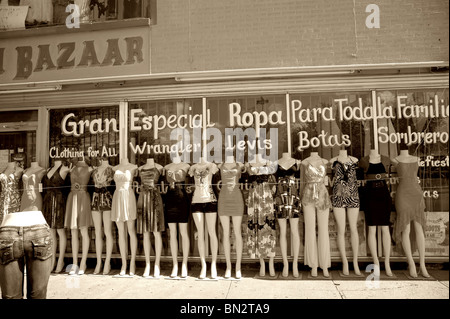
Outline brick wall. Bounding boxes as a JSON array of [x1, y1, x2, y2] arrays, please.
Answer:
[[150, 0, 449, 73]]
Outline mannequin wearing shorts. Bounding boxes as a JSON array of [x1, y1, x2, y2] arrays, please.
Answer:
[[0, 210, 52, 299], [189, 158, 219, 279], [90, 159, 115, 275]]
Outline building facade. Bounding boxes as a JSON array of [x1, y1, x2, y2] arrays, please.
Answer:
[[0, 0, 448, 262]]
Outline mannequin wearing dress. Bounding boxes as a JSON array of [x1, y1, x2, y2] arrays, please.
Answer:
[[274, 152, 301, 278], [42, 160, 70, 273], [300, 152, 331, 277], [137, 158, 165, 278], [391, 149, 429, 278], [112, 157, 138, 276], [362, 149, 393, 277], [65, 159, 93, 275], [0, 162, 23, 225], [90, 158, 115, 275], [0, 162, 23, 222], [218, 155, 245, 279], [247, 153, 277, 277], [189, 156, 219, 279], [164, 153, 191, 278], [329, 150, 361, 276], [20, 162, 46, 212]]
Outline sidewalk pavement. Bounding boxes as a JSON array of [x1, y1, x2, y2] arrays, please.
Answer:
[[40, 266, 449, 299]]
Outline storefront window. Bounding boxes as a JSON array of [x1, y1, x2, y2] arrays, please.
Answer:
[[49, 106, 120, 167], [376, 89, 449, 257], [128, 99, 203, 166], [289, 92, 373, 161], [207, 95, 287, 163], [0, 110, 38, 170]]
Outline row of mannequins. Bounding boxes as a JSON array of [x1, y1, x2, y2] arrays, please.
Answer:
[[0, 149, 429, 279]]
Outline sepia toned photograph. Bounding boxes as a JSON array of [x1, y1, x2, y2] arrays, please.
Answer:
[[0, 0, 448, 313]]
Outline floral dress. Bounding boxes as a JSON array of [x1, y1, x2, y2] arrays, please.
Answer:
[[246, 162, 278, 259], [274, 166, 301, 219], [91, 166, 114, 212], [0, 170, 22, 224]]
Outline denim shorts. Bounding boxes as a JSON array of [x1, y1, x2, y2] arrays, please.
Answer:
[[0, 223, 53, 265]]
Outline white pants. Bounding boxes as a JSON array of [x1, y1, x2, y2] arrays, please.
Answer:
[[303, 205, 331, 269]]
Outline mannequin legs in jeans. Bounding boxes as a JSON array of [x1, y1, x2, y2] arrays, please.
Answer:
[[0, 224, 53, 299]]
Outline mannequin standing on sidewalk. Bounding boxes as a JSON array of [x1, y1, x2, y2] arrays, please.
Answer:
[[300, 152, 331, 277]]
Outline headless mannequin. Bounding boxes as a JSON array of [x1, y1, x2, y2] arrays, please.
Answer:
[[251, 153, 276, 277], [24, 162, 45, 177], [91, 159, 114, 275], [48, 160, 70, 273], [69, 159, 92, 275], [2, 161, 23, 176], [139, 158, 164, 278], [192, 156, 219, 279], [165, 154, 190, 278], [391, 149, 429, 278], [367, 149, 393, 277], [330, 150, 361, 276], [114, 157, 138, 276], [301, 152, 330, 278], [276, 152, 301, 278], [220, 155, 245, 279], [21, 162, 46, 211]]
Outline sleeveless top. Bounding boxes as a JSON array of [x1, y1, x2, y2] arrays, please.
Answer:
[[219, 163, 242, 192], [0, 170, 22, 218], [301, 160, 331, 210], [139, 167, 161, 190], [21, 169, 45, 211], [331, 160, 360, 208]]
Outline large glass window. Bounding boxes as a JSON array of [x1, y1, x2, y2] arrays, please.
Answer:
[[49, 106, 120, 167], [376, 89, 449, 257], [128, 99, 203, 166], [289, 91, 373, 161], [207, 95, 287, 163]]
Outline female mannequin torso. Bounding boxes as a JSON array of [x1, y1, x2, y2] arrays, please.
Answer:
[[0, 162, 23, 223], [20, 162, 46, 211]]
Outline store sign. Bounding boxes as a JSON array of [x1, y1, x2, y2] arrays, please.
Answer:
[[129, 104, 280, 163], [48, 107, 120, 164], [0, 25, 150, 83], [291, 96, 449, 150]]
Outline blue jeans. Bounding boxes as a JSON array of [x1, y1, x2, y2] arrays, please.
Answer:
[[0, 224, 53, 299]]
